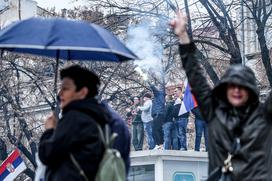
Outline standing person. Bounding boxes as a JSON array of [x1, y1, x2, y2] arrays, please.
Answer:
[[149, 84, 165, 150], [100, 100, 131, 176], [173, 87, 189, 151], [125, 111, 133, 128], [191, 107, 208, 152], [131, 96, 144, 151], [170, 11, 272, 180], [138, 93, 155, 150], [162, 95, 178, 150], [39, 65, 109, 181], [125, 98, 134, 128]]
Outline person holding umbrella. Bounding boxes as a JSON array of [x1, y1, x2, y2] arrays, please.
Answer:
[[0, 17, 137, 181], [170, 11, 272, 180], [38, 65, 127, 180]]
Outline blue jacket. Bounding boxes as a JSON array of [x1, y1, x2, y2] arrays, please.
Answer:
[[150, 84, 165, 117], [101, 101, 131, 175]]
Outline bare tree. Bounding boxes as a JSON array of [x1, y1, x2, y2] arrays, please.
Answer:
[[243, 0, 272, 86]]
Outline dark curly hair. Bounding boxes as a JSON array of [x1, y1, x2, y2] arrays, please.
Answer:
[[60, 65, 100, 98]]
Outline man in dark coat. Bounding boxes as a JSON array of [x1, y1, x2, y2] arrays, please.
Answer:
[[162, 95, 178, 150], [39, 65, 109, 181], [149, 84, 165, 149], [172, 87, 189, 150], [170, 11, 272, 180]]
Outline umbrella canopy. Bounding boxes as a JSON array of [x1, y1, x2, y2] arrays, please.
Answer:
[[0, 17, 138, 62]]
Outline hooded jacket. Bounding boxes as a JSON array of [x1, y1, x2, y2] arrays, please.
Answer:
[[179, 43, 272, 180], [39, 98, 109, 181]]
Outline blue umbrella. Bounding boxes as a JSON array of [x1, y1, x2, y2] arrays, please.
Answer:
[[0, 17, 138, 113], [0, 17, 138, 62]]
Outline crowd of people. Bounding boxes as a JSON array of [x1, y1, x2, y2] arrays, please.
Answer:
[[36, 10, 272, 181], [126, 86, 208, 152]]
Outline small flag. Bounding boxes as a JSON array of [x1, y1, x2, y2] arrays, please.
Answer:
[[0, 149, 27, 181], [179, 79, 198, 116]]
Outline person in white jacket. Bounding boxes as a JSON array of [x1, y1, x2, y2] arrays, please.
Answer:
[[138, 93, 155, 149]]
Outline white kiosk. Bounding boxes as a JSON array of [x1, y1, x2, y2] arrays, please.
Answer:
[[129, 150, 208, 181]]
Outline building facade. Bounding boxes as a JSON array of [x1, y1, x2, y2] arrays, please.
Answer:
[[0, 0, 53, 28]]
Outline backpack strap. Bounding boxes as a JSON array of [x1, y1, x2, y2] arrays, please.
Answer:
[[69, 154, 89, 181], [96, 123, 118, 149], [69, 121, 118, 181]]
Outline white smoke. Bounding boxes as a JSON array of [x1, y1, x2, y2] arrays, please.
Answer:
[[134, 67, 148, 81], [126, 21, 164, 80]]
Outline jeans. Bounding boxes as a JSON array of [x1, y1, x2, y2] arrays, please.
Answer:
[[195, 119, 208, 151], [132, 123, 144, 151], [162, 122, 179, 150], [152, 114, 164, 145], [176, 118, 188, 150], [143, 121, 155, 149], [171, 123, 179, 150]]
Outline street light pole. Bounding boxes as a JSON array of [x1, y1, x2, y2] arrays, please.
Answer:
[[18, 0, 21, 20]]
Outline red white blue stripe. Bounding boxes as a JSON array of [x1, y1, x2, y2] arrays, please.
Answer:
[[0, 149, 27, 181], [179, 79, 198, 115]]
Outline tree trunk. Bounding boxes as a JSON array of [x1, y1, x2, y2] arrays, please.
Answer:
[[199, 0, 242, 65], [0, 138, 7, 161], [196, 49, 220, 84], [184, 0, 219, 84], [256, 27, 272, 86]]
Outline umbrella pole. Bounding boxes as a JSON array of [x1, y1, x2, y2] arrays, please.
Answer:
[[54, 50, 60, 119]]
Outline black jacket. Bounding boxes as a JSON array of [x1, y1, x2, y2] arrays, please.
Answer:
[[131, 103, 142, 124], [191, 107, 204, 120], [172, 98, 189, 119], [179, 43, 272, 180], [164, 100, 174, 124], [39, 98, 109, 181]]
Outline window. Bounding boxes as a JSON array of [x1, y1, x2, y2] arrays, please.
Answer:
[[128, 164, 155, 181]]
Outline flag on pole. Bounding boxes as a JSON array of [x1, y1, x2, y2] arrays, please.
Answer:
[[178, 79, 198, 116], [0, 149, 27, 181]]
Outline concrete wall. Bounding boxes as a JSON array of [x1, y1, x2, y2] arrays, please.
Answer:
[[129, 150, 208, 181]]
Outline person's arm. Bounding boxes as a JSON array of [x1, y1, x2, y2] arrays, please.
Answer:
[[170, 11, 214, 120], [149, 84, 158, 96], [138, 101, 151, 111]]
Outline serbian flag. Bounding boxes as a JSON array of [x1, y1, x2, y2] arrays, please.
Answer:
[[0, 149, 27, 181], [178, 79, 198, 116]]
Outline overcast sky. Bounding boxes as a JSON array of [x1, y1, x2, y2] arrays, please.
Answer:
[[35, 0, 85, 11]]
